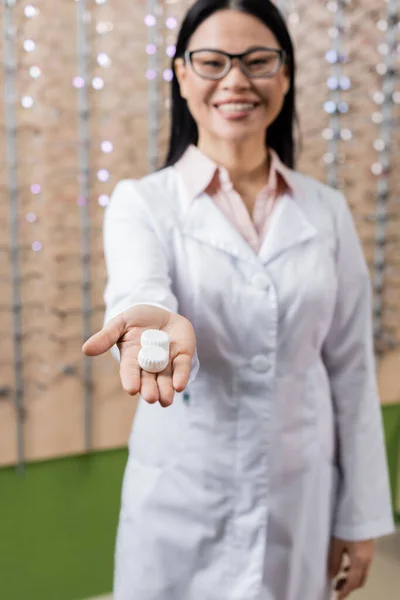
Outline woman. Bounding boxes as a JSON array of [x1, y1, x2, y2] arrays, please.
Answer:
[[82, 1, 394, 599]]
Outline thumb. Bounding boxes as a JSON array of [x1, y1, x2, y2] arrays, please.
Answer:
[[82, 314, 126, 356], [328, 539, 344, 580]]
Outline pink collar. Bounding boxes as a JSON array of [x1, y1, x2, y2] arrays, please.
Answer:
[[174, 144, 293, 200]]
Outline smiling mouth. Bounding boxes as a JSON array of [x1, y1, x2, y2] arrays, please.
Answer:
[[214, 102, 259, 113]]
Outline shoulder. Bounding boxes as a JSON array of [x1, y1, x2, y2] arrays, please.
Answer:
[[292, 170, 344, 204], [288, 171, 357, 255], [134, 166, 180, 198], [110, 167, 183, 221], [291, 170, 350, 224]]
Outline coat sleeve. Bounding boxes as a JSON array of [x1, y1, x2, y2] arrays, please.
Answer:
[[102, 179, 199, 382], [321, 191, 394, 541]]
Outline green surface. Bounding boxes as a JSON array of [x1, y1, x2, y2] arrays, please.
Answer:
[[0, 448, 128, 600], [382, 404, 400, 520]]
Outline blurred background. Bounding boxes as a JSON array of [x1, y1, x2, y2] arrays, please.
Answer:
[[0, 1, 399, 599]]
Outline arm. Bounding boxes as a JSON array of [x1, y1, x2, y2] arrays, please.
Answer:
[[102, 179, 199, 381], [104, 180, 178, 324], [322, 192, 394, 541]]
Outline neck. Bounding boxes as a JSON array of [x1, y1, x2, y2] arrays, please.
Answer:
[[197, 135, 270, 184]]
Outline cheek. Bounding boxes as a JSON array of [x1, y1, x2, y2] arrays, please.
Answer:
[[273, 76, 289, 101], [258, 81, 287, 114], [184, 77, 216, 106], [185, 81, 215, 117]]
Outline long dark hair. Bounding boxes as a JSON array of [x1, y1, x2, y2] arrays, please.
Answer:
[[163, 0, 299, 169]]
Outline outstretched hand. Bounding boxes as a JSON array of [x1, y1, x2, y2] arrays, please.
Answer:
[[82, 304, 196, 407]]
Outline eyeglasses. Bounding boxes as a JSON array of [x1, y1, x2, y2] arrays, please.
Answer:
[[184, 47, 286, 80]]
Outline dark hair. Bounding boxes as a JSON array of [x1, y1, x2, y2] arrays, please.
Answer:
[[163, 0, 300, 170]]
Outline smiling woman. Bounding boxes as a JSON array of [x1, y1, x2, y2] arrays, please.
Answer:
[[81, 1, 395, 599]]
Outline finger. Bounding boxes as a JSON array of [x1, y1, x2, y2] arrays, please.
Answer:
[[171, 353, 192, 392], [82, 314, 126, 356], [337, 566, 363, 599], [359, 564, 370, 589], [119, 361, 141, 396], [333, 565, 351, 598], [328, 541, 344, 579], [118, 340, 142, 395], [157, 363, 175, 408], [141, 370, 160, 404]]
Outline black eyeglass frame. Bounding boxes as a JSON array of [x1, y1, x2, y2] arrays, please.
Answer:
[[183, 46, 287, 80]]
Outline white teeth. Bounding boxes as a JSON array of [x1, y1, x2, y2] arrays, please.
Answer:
[[217, 103, 255, 112]]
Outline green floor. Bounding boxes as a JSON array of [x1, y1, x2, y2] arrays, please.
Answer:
[[0, 448, 128, 600], [382, 404, 400, 520]]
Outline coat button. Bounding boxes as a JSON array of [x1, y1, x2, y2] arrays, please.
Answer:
[[251, 273, 270, 290], [251, 355, 270, 373]]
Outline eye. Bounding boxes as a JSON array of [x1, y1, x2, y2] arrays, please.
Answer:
[[249, 58, 267, 65], [202, 60, 224, 67], [248, 57, 273, 66]]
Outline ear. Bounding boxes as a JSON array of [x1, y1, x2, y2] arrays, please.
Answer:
[[174, 57, 188, 100]]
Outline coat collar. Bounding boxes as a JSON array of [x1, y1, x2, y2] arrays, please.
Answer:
[[177, 151, 318, 266], [175, 143, 291, 201]]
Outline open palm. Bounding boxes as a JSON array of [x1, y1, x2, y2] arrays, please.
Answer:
[[82, 304, 196, 407]]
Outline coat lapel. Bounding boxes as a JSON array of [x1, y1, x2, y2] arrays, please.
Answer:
[[182, 192, 257, 263], [257, 192, 318, 265], [180, 173, 318, 266]]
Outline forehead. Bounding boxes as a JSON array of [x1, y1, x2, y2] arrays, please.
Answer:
[[188, 9, 280, 53]]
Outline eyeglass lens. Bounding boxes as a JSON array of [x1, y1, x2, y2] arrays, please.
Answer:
[[190, 49, 282, 78]]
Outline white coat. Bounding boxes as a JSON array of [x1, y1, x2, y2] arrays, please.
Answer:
[[103, 164, 394, 600]]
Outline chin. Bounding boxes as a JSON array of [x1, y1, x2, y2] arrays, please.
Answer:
[[211, 126, 264, 144]]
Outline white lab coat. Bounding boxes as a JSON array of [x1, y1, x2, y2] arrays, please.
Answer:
[[103, 164, 394, 600]]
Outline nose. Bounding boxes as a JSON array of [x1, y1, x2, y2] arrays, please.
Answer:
[[220, 59, 251, 90]]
